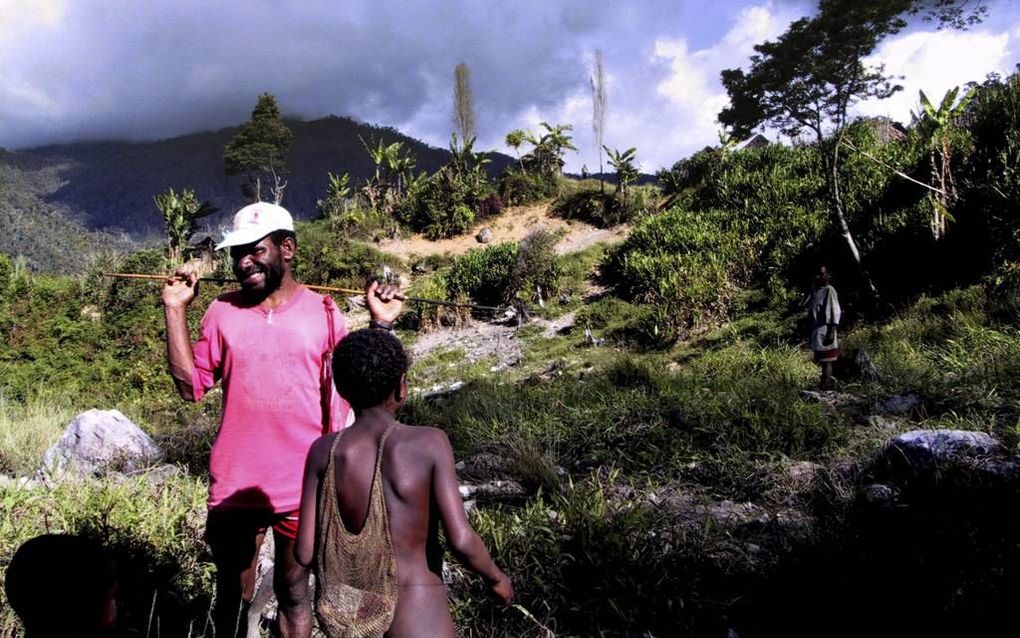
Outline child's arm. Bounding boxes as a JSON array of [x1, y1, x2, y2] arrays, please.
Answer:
[[430, 430, 513, 604], [295, 435, 331, 567]]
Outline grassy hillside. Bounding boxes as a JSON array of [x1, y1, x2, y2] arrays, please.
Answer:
[[2, 68, 1020, 638], [0, 153, 136, 273]]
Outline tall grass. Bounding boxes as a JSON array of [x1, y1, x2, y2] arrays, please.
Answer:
[[0, 391, 75, 476], [0, 474, 211, 636]]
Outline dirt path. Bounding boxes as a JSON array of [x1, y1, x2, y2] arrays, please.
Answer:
[[376, 201, 628, 259], [382, 200, 624, 365]]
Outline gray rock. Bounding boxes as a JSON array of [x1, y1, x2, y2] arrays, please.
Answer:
[[0, 475, 39, 490], [39, 409, 162, 478], [786, 461, 824, 492], [877, 393, 922, 416], [861, 483, 898, 507], [248, 531, 277, 634], [458, 480, 526, 502], [456, 453, 510, 482], [476, 227, 493, 243], [881, 429, 1003, 478]]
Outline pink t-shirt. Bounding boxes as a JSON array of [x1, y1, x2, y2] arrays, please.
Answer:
[[191, 286, 351, 512]]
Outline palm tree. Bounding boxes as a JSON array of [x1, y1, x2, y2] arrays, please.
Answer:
[[538, 122, 577, 177], [605, 146, 639, 200], [505, 129, 528, 170]]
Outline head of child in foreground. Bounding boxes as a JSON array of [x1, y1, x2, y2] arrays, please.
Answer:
[[332, 328, 409, 412], [5, 533, 118, 636]]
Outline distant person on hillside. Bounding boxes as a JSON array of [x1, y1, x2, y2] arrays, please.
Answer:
[[296, 329, 513, 638], [808, 265, 842, 389], [5, 534, 119, 637], [161, 202, 403, 638]]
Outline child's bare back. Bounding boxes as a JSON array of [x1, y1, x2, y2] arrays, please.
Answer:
[[296, 329, 512, 638]]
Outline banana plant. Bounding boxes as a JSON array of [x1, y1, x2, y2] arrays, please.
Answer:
[[154, 187, 218, 266], [913, 86, 976, 239]]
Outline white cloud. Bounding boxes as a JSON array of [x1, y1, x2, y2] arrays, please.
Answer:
[[856, 28, 1015, 122], [606, 3, 798, 171], [485, 4, 801, 174]]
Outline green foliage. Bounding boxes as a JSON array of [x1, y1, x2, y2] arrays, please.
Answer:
[[0, 253, 10, 294], [396, 136, 493, 239], [360, 136, 418, 213], [446, 243, 519, 307], [406, 340, 839, 489], [954, 71, 1020, 271], [153, 187, 217, 266], [848, 286, 1020, 433], [509, 228, 561, 303], [604, 146, 639, 198], [719, 0, 911, 141], [0, 475, 211, 637], [223, 93, 293, 203], [719, 0, 982, 298], [505, 129, 527, 170], [497, 168, 558, 206], [291, 219, 403, 290], [553, 189, 641, 228], [455, 481, 741, 636], [520, 122, 576, 178], [0, 162, 135, 274], [404, 271, 465, 332], [606, 207, 750, 338], [316, 171, 362, 235]]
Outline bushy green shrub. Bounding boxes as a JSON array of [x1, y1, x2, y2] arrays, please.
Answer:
[[396, 174, 485, 240], [446, 243, 519, 307], [552, 190, 640, 228], [292, 220, 403, 290], [403, 271, 467, 332], [0, 253, 11, 294], [497, 168, 558, 206], [605, 207, 750, 337], [508, 228, 560, 302]]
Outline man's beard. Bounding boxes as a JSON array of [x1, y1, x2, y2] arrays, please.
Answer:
[[236, 257, 284, 301]]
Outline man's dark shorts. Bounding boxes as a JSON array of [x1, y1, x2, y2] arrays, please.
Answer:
[[205, 508, 301, 569]]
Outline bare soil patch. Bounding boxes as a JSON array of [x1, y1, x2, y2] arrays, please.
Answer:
[[376, 201, 628, 259]]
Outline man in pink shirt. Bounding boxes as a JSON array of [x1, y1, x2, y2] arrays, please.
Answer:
[[161, 202, 402, 638]]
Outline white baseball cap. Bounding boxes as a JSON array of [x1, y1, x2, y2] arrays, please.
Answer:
[[215, 202, 295, 250]]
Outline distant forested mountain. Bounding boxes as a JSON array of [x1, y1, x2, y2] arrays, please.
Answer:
[[1, 116, 515, 244]]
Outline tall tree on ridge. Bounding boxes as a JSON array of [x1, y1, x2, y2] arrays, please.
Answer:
[[453, 62, 477, 143], [224, 93, 293, 204], [591, 48, 608, 192]]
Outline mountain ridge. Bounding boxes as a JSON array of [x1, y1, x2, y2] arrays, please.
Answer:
[[2, 115, 516, 240]]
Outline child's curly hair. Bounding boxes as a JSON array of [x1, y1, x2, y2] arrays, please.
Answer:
[[332, 328, 409, 410]]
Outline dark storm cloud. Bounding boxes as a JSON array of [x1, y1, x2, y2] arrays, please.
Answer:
[[0, 0, 631, 149]]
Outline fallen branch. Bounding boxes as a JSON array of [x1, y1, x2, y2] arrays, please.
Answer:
[[840, 139, 946, 197]]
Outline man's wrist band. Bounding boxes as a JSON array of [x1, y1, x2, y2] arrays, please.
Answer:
[[370, 319, 395, 331]]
